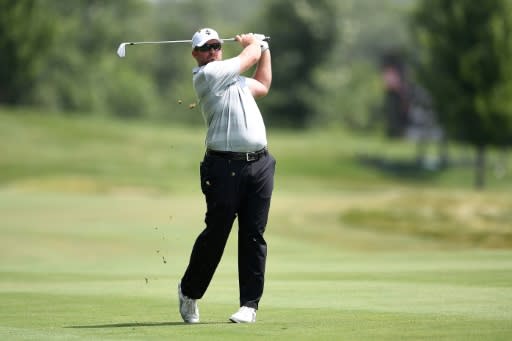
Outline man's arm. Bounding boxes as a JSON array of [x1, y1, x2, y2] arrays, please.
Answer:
[[235, 34, 272, 98], [250, 49, 271, 98], [236, 34, 261, 73]]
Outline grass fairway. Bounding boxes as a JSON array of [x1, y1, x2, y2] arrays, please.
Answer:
[[1, 109, 512, 340], [2, 190, 512, 341]]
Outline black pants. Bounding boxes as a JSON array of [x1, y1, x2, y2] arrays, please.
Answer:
[[180, 151, 275, 309]]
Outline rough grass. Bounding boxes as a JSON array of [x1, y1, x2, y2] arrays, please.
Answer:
[[340, 189, 512, 248]]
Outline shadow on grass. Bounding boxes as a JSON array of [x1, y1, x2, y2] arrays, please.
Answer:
[[356, 154, 445, 181], [66, 321, 230, 328]]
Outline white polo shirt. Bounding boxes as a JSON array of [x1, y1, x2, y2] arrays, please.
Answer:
[[192, 56, 267, 152]]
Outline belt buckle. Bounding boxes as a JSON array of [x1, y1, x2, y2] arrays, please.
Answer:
[[246, 152, 257, 162]]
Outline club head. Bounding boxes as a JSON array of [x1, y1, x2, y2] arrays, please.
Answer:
[[117, 43, 127, 58]]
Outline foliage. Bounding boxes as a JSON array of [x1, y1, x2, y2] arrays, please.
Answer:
[[413, 0, 512, 146], [295, 0, 415, 129], [0, 0, 53, 104], [327, 0, 415, 130], [412, 0, 512, 187], [258, 0, 337, 127], [30, 0, 161, 118], [0, 0, 417, 129]]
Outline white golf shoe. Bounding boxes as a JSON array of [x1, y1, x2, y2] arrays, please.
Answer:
[[178, 284, 199, 323], [229, 306, 256, 323]]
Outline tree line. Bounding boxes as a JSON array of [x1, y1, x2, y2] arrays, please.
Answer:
[[2, 0, 512, 187], [1, 0, 409, 127]]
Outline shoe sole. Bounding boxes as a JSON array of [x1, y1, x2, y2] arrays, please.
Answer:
[[229, 317, 255, 323]]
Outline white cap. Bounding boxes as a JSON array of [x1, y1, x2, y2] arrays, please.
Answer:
[[192, 28, 223, 48]]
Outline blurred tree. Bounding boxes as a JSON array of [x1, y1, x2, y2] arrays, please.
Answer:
[[149, 0, 210, 121], [0, 0, 54, 105], [33, 0, 161, 118], [333, 0, 416, 132], [259, 0, 337, 127], [256, 0, 414, 129], [413, 0, 512, 188], [1, 0, 422, 133]]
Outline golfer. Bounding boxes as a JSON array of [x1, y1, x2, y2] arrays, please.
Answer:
[[178, 28, 275, 324]]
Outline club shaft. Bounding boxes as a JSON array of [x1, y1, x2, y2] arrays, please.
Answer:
[[126, 38, 236, 46], [117, 36, 270, 57]]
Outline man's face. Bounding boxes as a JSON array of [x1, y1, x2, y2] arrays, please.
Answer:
[[192, 39, 223, 66]]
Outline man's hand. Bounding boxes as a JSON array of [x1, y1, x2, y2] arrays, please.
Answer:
[[235, 33, 259, 48], [236, 33, 269, 52], [253, 34, 269, 52], [253, 34, 266, 42], [236, 32, 271, 76]]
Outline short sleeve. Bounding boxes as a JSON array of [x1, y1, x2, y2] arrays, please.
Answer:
[[203, 57, 241, 94]]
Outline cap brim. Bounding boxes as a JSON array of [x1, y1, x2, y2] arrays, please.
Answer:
[[195, 38, 223, 47]]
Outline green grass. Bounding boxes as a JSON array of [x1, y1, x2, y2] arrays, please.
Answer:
[[1, 108, 512, 340], [2, 107, 511, 193], [2, 190, 512, 340]]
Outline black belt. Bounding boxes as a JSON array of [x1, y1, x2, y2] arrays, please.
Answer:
[[206, 147, 268, 162]]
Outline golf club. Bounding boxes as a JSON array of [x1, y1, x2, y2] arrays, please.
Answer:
[[117, 36, 270, 58]]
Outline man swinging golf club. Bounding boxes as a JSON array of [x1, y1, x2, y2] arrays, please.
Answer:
[[178, 28, 275, 324]]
